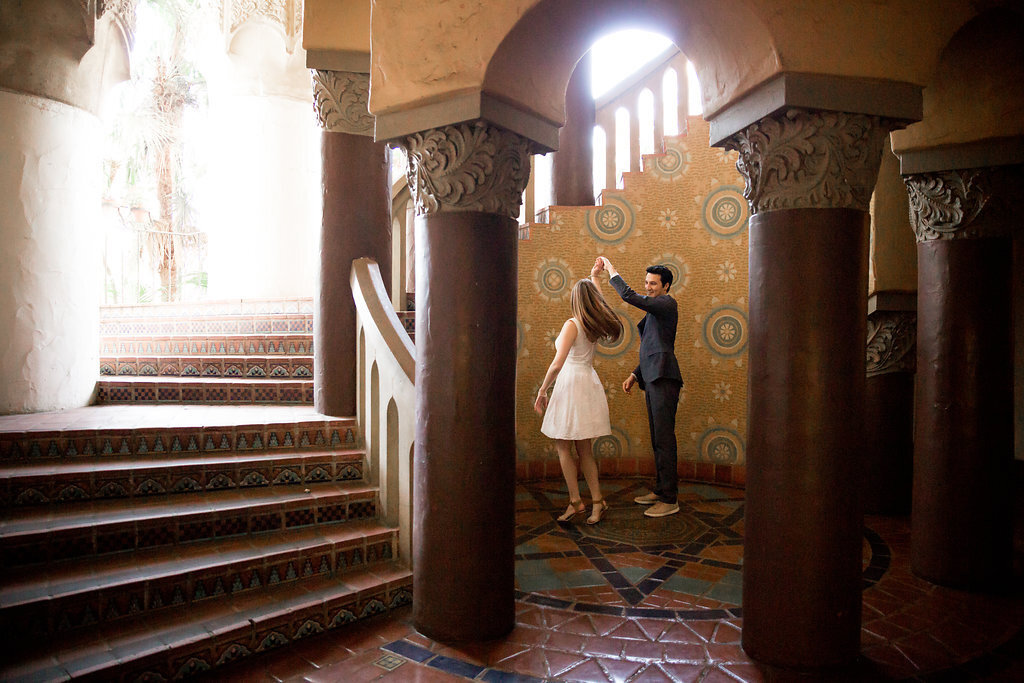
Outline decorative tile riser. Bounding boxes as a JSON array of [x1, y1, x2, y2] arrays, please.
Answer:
[[100, 315, 313, 337], [100, 357, 314, 379], [95, 380, 314, 405], [113, 580, 413, 683], [2, 455, 365, 507], [1, 495, 378, 569], [100, 336, 313, 357], [0, 423, 359, 461], [3, 535, 397, 642]]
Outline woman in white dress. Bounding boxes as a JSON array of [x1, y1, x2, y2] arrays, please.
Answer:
[[534, 259, 623, 524]]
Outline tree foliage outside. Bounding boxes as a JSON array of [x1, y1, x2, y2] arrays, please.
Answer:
[[102, 0, 212, 303]]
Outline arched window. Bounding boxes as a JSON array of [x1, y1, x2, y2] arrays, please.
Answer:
[[662, 67, 679, 136], [592, 125, 607, 201], [638, 88, 655, 156], [614, 107, 630, 187]]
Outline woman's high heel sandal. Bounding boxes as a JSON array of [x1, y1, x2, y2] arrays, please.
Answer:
[[557, 499, 585, 523], [587, 498, 609, 525]]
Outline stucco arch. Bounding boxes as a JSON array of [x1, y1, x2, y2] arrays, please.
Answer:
[[891, 5, 1024, 161], [482, 0, 778, 130]]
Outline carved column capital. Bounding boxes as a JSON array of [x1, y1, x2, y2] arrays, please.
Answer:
[[904, 166, 1023, 242], [723, 108, 897, 214], [222, 0, 302, 51], [866, 310, 917, 377], [397, 121, 534, 220], [311, 70, 373, 136]]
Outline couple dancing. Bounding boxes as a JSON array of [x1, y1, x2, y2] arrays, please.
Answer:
[[534, 256, 683, 524]]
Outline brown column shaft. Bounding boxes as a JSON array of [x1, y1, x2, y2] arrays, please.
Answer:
[[412, 210, 518, 642], [864, 372, 914, 514], [743, 208, 867, 668], [552, 52, 595, 207], [912, 235, 1013, 588], [315, 131, 392, 417]]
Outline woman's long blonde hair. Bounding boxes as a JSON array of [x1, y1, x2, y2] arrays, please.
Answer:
[[571, 279, 623, 344]]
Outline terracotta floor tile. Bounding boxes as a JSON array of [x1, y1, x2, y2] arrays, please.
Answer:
[[607, 619, 652, 641], [380, 663, 462, 681], [595, 656, 646, 681], [620, 639, 666, 661], [659, 662, 710, 682], [560, 657, 614, 683], [628, 662, 676, 682], [704, 642, 748, 664], [496, 648, 550, 678], [661, 642, 709, 663], [546, 649, 589, 677], [720, 662, 766, 683], [546, 630, 589, 653]]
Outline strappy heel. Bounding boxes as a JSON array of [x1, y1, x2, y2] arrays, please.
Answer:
[[557, 499, 585, 522], [587, 498, 608, 525]]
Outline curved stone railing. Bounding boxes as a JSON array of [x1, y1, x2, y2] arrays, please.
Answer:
[[351, 257, 415, 565]]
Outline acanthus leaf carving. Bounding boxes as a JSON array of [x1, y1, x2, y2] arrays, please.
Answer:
[[311, 70, 373, 136], [866, 310, 916, 377], [903, 168, 1006, 242], [399, 121, 533, 220], [723, 108, 896, 214]]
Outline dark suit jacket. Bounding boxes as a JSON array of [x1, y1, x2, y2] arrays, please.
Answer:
[[610, 274, 683, 391]]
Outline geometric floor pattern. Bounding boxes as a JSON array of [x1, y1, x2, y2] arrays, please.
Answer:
[[208, 479, 1024, 682]]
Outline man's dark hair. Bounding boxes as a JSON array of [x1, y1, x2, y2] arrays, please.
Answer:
[[646, 264, 673, 291]]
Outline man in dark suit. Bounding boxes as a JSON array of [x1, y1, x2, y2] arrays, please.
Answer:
[[598, 257, 682, 518]]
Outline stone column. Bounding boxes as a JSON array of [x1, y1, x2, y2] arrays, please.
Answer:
[[906, 166, 1021, 589], [864, 304, 916, 514], [724, 109, 895, 669], [312, 70, 392, 417], [0, 2, 131, 414], [551, 51, 595, 207], [397, 121, 532, 642]]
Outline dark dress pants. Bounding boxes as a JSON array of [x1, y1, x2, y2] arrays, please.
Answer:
[[645, 378, 681, 504]]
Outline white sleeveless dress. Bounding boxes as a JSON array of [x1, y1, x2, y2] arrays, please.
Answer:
[[541, 318, 612, 441]]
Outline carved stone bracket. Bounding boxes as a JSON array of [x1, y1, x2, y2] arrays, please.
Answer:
[[723, 108, 897, 214], [866, 310, 917, 377], [904, 166, 1022, 242], [311, 70, 373, 136], [398, 121, 534, 220]]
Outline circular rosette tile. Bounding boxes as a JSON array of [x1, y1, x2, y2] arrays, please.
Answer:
[[595, 311, 636, 359], [698, 426, 745, 465], [587, 196, 635, 244], [533, 258, 574, 302], [592, 427, 629, 461], [647, 142, 690, 181], [701, 185, 749, 239], [701, 305, 748, 358], [647, 252, 690, 290]]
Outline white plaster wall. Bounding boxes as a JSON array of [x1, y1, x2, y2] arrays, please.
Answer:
[[201, 93, 321, 300], [0, 90, 102, 414]]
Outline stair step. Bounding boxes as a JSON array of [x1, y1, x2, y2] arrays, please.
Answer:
[[95, 376, 314, 405], [100, 298, 313, 320], [100, 312, 313, 338], [0, 405, 359, 462], [0, 448, 365, 507], [0, 562, 411, 682], [100, 355, 314, 379], [1, 520, 397, 638], [0, 481, 378, 568], [100, 335, 313, 356]]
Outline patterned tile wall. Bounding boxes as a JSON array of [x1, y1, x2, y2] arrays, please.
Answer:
[[517, 117, 749, 475]]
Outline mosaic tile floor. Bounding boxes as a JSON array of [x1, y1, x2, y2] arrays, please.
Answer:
[[206, 479, 1024, 682]]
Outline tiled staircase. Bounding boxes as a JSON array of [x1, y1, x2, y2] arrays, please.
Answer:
[[0, 299, 411, 682], [97, 300, 315, 405]]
